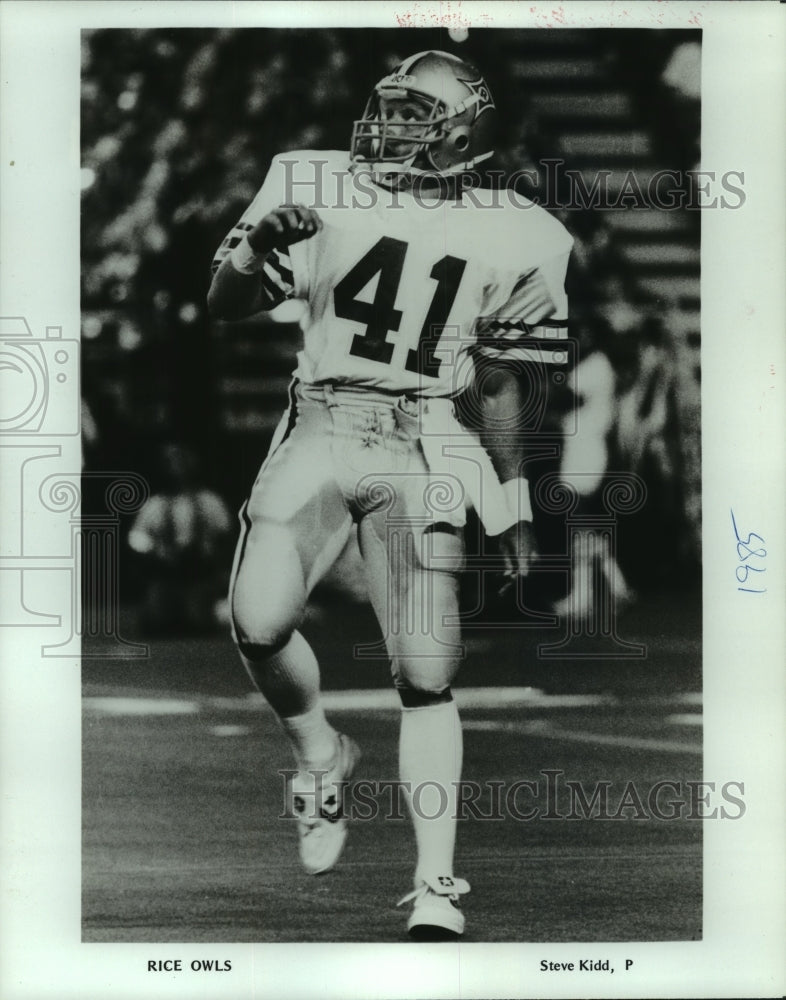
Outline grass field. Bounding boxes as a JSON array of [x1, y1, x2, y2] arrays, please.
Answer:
[[82, 594, 702, 944]]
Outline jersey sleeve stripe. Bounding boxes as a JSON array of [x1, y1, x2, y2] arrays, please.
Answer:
[[476, 270, 560, 341], [210, 221, 298, 293], [475, 341, 570, 364], [267, 249, 294, 285], [210, 220, 257, 263], [258, 268, 290, 306], [476, 319, 569, 340], [531, 317, 568, 329], [210, 225, 252, 274], [261, 260, 294, 294]]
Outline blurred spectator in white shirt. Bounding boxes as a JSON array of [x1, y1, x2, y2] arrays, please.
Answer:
[[128, 443, 232, 633]]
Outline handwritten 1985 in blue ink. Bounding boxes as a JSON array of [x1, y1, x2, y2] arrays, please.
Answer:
[[731, 510, 766, 593]]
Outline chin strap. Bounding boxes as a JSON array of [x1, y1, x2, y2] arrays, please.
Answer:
[[352, 148, 493, 186]]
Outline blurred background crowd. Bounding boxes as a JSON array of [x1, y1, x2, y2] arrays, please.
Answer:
[[80, 27, 701, 636]]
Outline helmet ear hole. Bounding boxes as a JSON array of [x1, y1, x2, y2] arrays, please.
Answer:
[[450, 127, 471, 152]]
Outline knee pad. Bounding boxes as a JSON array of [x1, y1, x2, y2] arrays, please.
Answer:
[[396, 683, 454, 709], [235, 633, 291, 662], [231, 598, 294, 660], [415, 522, 465, 573]]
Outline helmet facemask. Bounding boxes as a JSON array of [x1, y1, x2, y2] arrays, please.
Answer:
[[352, 90, 450, 177]]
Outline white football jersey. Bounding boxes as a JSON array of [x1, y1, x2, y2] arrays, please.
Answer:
[[213, 151, 573, 397]]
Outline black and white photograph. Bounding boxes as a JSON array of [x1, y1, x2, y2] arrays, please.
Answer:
[[0, 2, 784, 999]]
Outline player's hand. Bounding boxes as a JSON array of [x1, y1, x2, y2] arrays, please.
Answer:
[[248, 204, 323, 254], [497, 519, 538, 596]]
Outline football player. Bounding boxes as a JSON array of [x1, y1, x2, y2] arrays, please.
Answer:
[[208, 50, 572, 940]]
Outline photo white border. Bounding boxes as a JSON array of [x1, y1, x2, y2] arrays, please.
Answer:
[[1, 2, 784, 998]]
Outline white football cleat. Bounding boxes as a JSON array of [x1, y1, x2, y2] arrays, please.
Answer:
[[397, 874, 470, 940], [290, 732, 360, 875]]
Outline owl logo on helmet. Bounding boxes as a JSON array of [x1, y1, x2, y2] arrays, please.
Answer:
[[350, 50, 496, 184]]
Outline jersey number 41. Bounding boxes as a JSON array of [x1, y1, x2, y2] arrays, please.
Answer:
[[334, 236, 467, 379]]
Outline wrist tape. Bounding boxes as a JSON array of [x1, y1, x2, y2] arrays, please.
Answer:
[[229, 234, 266, 274]]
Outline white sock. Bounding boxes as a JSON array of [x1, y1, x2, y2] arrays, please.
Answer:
[[239, 631, 336, 769], [399, 698, 463, 885], [280, 703, 338, 770]]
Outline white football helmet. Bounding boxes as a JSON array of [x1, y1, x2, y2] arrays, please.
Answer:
[[350, 50, 496, 182]]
